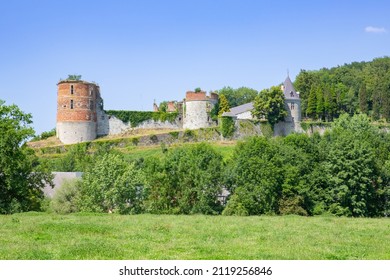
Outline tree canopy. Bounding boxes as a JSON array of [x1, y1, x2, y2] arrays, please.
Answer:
[[294, 56, 390, 121], [0, 100, 52, 213], [252, 86, 287, 127]]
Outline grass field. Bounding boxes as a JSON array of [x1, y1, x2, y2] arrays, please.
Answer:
[[1, 213, 389, 260]]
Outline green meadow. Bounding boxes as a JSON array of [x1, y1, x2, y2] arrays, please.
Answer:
[[1, 213, 389, 260]]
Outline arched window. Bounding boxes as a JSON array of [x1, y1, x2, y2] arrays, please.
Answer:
[[70, 85, 74, 94]]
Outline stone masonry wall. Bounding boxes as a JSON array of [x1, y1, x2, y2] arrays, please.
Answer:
[[183, 100, 212, 130]]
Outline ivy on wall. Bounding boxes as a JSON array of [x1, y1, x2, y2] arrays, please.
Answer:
[[105, 110, 179, 127], [219, 116, 235, 138]]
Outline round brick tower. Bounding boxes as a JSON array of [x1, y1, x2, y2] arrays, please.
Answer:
[[56, 79, 100, 144]]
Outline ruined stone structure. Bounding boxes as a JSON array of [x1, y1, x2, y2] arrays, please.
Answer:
[[56, 75, 301, 145], [183, 91, 218, 130], [56, 78, 182, 144], [56, 79, 104, 144]]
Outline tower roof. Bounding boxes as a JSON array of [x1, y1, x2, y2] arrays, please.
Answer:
[[283, 76, 300, 100]]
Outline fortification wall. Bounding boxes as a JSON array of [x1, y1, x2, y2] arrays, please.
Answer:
[[96, 106, 109, 136], [273, 121, 303, 136], [99, 115, 181, 135], [183, 100, 211, 129], [56, 121, 96, 144]]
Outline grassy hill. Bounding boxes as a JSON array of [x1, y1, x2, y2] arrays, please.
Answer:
[[30, 127, 238, 163]]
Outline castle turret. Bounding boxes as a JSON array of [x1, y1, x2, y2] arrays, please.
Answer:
[[183, 91, 217, 129], [283, 75, 301, 123], [56, 78, 101, 144]]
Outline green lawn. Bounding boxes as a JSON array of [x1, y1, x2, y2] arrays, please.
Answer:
[[1, 213, 389, 260]]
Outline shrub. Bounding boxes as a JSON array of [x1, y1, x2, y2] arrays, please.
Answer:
[[50, 178, 81, 214], [260, 122, 273, 138], [222, 195, 249, 216], [219, 116, 235, 138], [183, 129, 195, 141], [169, 131, 179, 139], [131, 137, 139, 146], [150, 134, 158, 143]]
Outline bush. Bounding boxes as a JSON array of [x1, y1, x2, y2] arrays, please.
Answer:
[[183, 129, 195, 141], [169, 131, 179, 139], [131, 137, 139, 146], [222, 195, 248, 216], [219, 116, 235, 138], [259, 122, 273, 138], [50, 178, 81, 214], [150, 134, 158, 143], [79, 154, 145, 214], [31, 128, 56, 142]]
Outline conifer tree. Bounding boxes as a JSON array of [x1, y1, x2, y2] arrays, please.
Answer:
[[359, 83, 368, 114], [218, 94, 230, 116], [306, 85, 317, 118], [316, 86, 324, 120]]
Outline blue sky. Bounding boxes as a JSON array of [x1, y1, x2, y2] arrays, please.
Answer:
[[0, 0, 389, 134]]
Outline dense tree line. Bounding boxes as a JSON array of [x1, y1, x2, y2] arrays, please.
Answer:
[[45, 114, 390, 217], [295, 56, 390, 121]]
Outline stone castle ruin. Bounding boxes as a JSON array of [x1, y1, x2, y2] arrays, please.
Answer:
[[56, 75, 301, 144]]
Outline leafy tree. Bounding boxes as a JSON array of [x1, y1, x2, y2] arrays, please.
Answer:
[[159, 101, 168, 112], [322, 114, 382, 216], [224, 137, 283, 215], [218, 93, 230, 116], [0, 100, 52, 213], [50, 178, 81, 214], [54, 143, 92, 172], [194, 87, 202, 93], [79, 153, 145, 214], [252, 86, 287, 127], [217, 86, 258, 107], [144, 143, 224, 214]]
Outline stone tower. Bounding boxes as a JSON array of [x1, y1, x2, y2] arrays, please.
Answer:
[[56, 78, 103, 144], [183, 91, 218, 130], [282, 75, 301, 124]]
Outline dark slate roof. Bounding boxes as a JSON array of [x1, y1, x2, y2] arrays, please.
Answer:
[[283, 76, 300, 100], [229, 102, 254, 115]]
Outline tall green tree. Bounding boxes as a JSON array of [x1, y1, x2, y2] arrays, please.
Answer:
[[316, 86, 324, 120], [306, 85, 317, 118], [145, 143, 224, 214], [217, 86, 258, 107], [359, 83, 368, 114], [0, 100, 52, 213], [79, 153, 145, 214], [223, 137, 282, 215], [218, 93, 230, 116], [252, 86, 287, 127], [323, 114, 381, 216]]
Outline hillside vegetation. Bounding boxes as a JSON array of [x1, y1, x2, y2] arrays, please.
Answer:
[[31, 114, 390, 218], [295, 56, 390, 121]]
